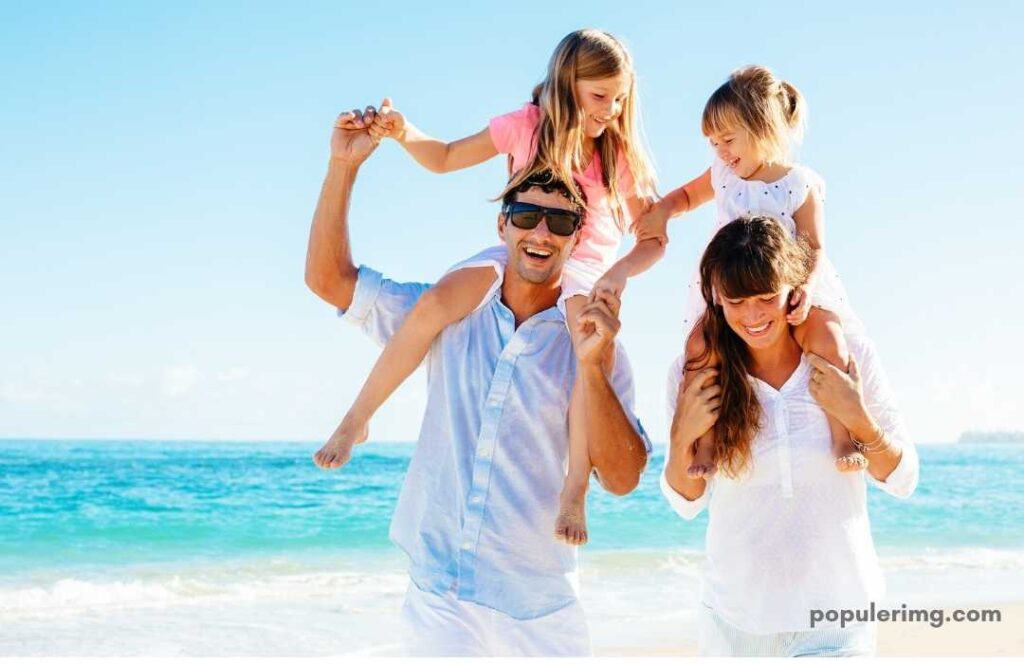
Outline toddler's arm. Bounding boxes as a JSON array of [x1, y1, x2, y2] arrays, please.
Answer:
[[592, 195, 665, 298], [789, 186, 826, 324], [633, 168, 714, 243]]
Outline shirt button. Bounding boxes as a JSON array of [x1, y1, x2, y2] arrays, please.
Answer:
[[470, 495, 482, 504], [462, 541, 472, 550]]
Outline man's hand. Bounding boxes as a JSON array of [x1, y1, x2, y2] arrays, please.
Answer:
[[330, 103, 383, 166], [575, 291, 621, 369]]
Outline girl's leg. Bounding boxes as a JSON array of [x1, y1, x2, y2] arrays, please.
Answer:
[[684, 320, 718, 479], [793, 308, 867, 472], [554, 294, 610, 546], [314, 266, 497, 468]]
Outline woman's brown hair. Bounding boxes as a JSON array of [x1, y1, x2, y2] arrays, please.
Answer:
[[688, 216, 812, 478]]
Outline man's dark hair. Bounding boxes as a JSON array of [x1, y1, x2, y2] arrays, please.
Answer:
[[500, 169, 588, 228]]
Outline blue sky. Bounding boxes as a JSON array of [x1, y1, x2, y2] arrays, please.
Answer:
[[1, 1, 1021, 443]]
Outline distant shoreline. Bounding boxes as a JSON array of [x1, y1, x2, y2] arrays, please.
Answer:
[[958, 431, 1024, 444]]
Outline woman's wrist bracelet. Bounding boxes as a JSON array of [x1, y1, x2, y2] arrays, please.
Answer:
[[852, 424, 888, 453]]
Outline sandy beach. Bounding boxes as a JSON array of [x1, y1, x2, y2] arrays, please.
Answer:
[[877, 602, 1022, 657], [589, 602, 1022, 657], [587, 606, 1021, 657]]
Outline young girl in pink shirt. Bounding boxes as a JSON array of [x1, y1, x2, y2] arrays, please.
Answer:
[[314, 29, 659, 546]]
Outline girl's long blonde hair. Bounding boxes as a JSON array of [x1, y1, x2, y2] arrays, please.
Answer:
[[498, 29, 656, 228], [702, 65, 806, 164]]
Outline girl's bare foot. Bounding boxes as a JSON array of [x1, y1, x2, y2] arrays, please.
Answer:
[[313, 417, 369, 470], [554, 488, 588, 546], [687, 438, 718, 479]]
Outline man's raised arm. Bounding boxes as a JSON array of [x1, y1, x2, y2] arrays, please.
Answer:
[[305, 106, 380, 309], [574, 293, 649, 496]]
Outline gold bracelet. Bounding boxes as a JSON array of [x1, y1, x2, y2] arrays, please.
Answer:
[[852, 425, 888, 453]]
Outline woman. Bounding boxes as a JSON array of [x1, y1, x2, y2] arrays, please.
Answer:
[[661, 215, 919, 657]]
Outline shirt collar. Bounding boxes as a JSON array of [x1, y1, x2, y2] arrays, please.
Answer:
[[747, 354, 810, 397], [487, 281, 567, 326]]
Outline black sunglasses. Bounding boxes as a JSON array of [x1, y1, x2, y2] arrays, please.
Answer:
[[502, 202, 582, 237]]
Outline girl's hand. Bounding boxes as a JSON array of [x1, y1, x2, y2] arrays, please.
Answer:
[[786, 285, 813, 326], [631, 201, 670, 246], [673, 368, 721, 447], [369, 97, 406, 143], [591, 265, 629, 301]]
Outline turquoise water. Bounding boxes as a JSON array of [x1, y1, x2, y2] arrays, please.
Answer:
[[2, 439, 1022, 578]]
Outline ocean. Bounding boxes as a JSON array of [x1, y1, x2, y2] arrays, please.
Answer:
[[1, 439, 1022, 655]]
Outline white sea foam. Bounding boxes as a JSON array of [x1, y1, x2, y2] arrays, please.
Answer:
[[1, 547, 1022, 655], [879, 547, 1024, 571], [3, 547, 1021, 618], [0, 555, 409, 619]]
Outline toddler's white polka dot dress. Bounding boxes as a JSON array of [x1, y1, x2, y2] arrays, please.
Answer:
[[681, 157, 863, 340]]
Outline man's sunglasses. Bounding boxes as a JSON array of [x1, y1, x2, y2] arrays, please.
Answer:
[[502, 202, 582, 237]]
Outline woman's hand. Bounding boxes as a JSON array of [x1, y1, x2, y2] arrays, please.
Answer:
[[786, 285, 813, 326], [368, 97, 406, 143], [807, 353, 873, 434], [631, 200, 670, 246], [672, 367, 721, 449]]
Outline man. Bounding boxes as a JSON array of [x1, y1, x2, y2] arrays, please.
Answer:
[[304, 105, 650, 656]]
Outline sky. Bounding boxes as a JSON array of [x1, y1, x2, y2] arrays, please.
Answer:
[[1, 1, 1022, 444]]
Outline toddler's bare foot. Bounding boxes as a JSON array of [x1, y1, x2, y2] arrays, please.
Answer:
[[554, 489, 588, 546], [687, 440, 718, 480], [835, 451, 868, 472], [834, 437, 868, 473], [313, 418, 368, 470]]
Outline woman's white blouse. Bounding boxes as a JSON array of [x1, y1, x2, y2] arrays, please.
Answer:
[[660, 335, 919, 634]]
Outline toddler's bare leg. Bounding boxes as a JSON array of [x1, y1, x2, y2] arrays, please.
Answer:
[[794, 308, 867, 473]]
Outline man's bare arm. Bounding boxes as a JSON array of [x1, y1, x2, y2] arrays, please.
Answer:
[[579, 362, 648, 495], [575, 294, 647, 496], [304, 107, 380, 309]]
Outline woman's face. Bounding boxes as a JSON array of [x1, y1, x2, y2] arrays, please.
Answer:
[[719, 287, 793, 350], [575, 73, 631, 139]]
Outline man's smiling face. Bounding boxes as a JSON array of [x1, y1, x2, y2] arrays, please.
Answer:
[[498, 186, 581, 286]]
